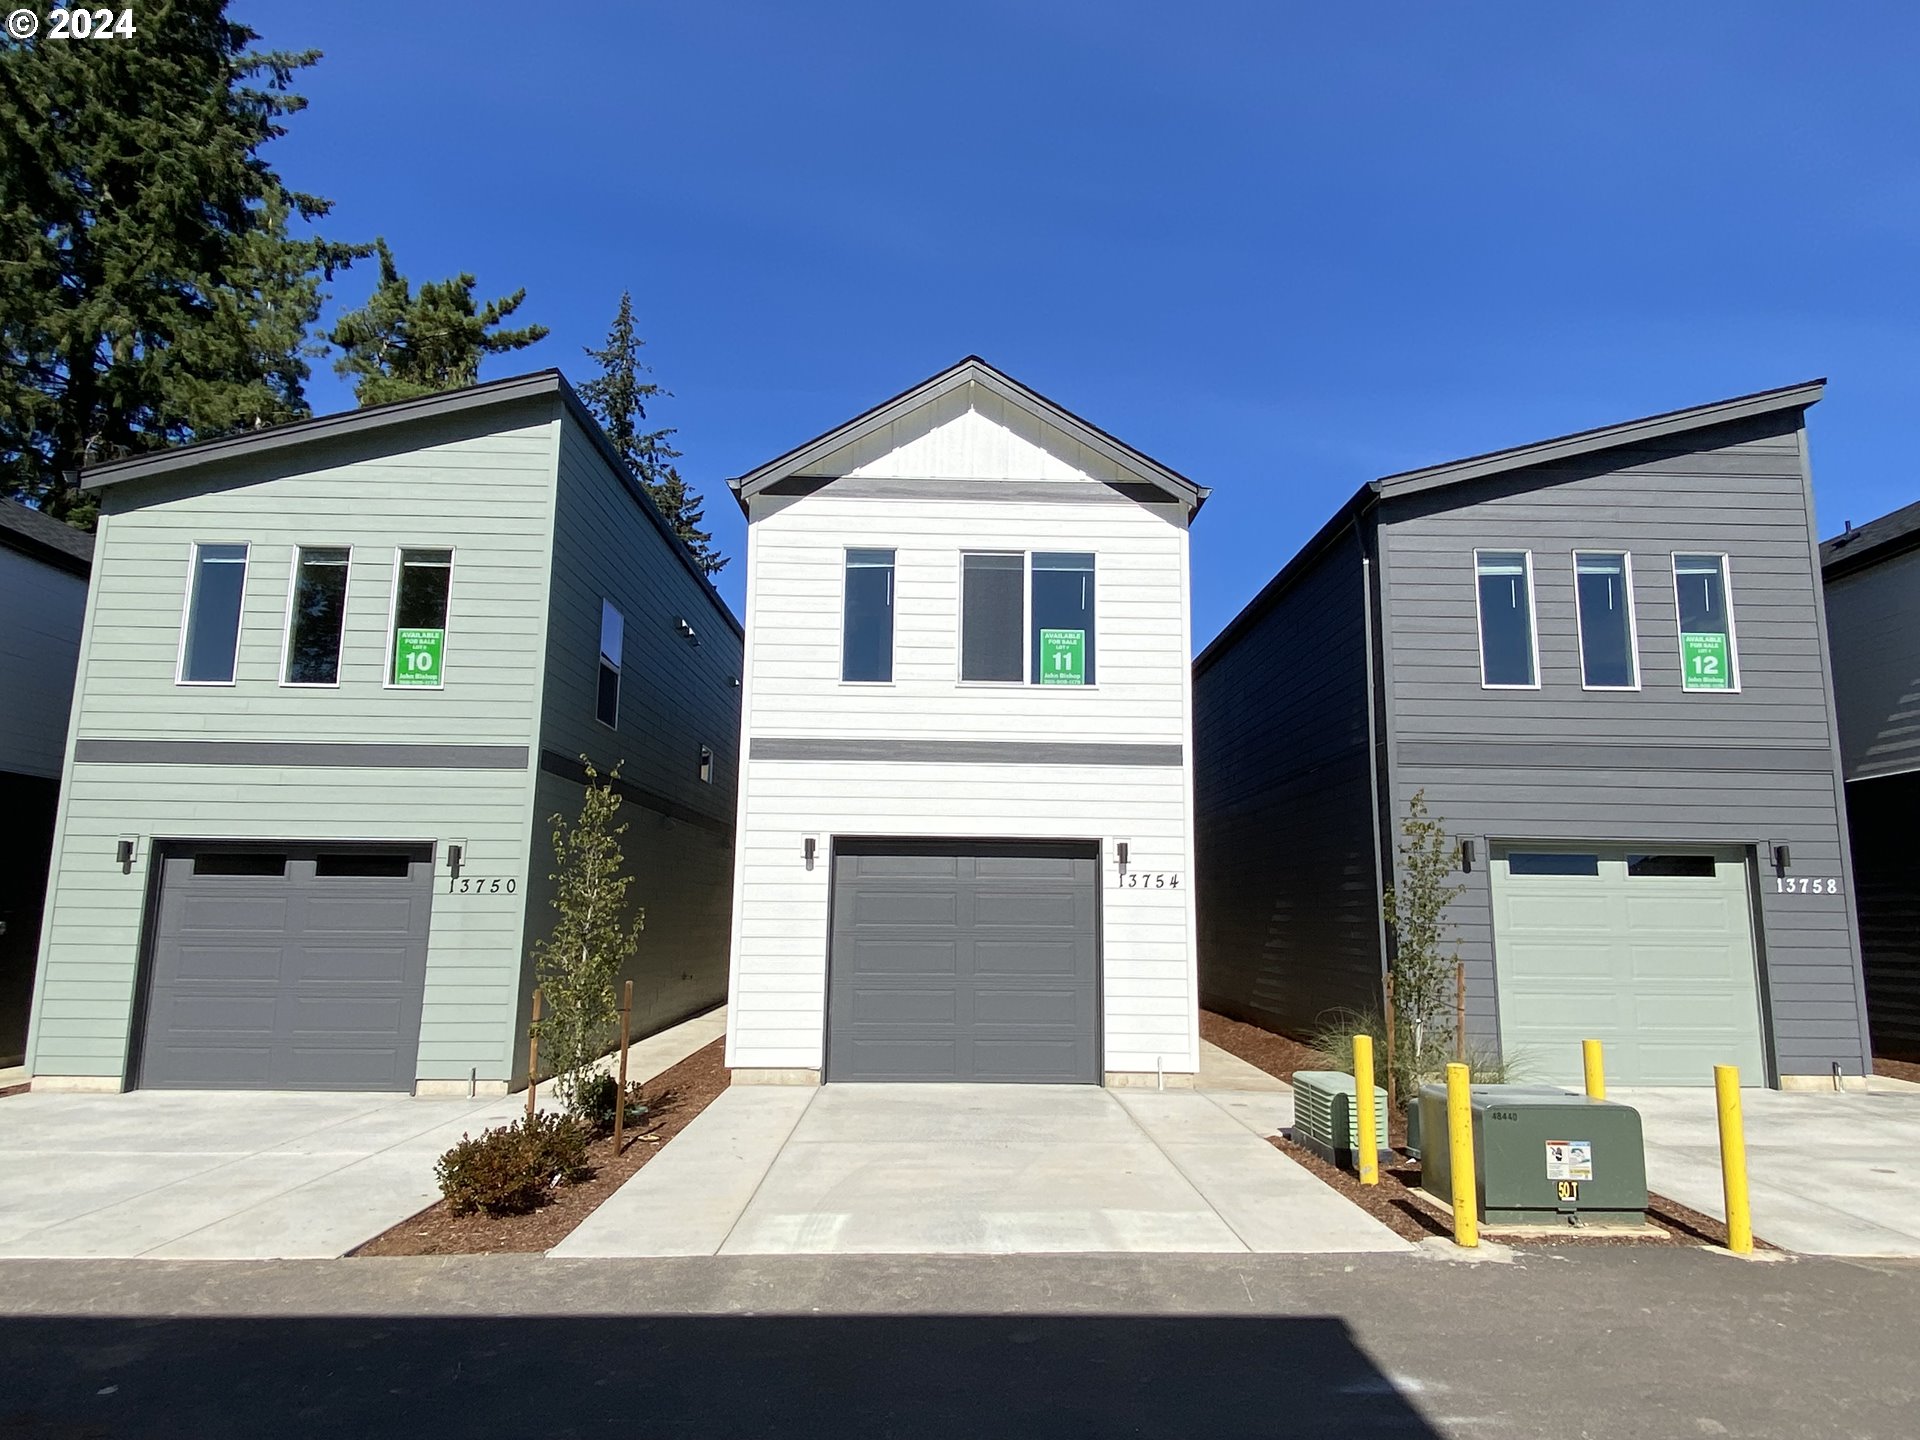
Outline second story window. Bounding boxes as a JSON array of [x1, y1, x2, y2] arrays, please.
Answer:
[[1675, 553, 1739, 692], [598, 599, 623, 728], [1475, 550, 1538, 688], [178, 542, 248, 685], [842, 549, 894, 682], [1031, 552, 1094, 685], [389, 548, 451, 688], [283, 546, 350, 686], [1573, 551, 1637, 689], [961, 552, 1025, 682], [698, 744, 714, 783]]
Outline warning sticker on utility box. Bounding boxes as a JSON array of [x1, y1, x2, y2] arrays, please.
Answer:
[[1545, 1140, 1593, 1182]]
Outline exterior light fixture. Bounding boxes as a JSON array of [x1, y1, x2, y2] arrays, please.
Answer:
[[447, 843, 464, 878], [115, 839, 134, 874], [1115, 840, 1129, 873], [1459, 839, 1476, 873], [1772, 843, 1791, 876], [803, 837, 817, 871]]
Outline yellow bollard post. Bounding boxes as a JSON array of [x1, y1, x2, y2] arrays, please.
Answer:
[[1715, 1064, 1753, 1256], [1582, 1039, 1606, 1101], [1353, 1034, 1379, 1186], [1446, 1061, 1479, 1247]]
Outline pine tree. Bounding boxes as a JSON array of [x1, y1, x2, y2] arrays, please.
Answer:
[[328, 239, 547, 407], [0, 0, 368, 526], [577, 292, 727, 575]]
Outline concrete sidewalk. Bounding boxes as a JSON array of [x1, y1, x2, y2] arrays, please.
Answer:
[[0, 1005, 725, 1260], [1619, 1083, 1920, 1256], [554, 1079, 1401, 1257]]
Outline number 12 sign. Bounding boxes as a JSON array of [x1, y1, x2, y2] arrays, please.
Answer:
[[1680, 632, 1730, 691]]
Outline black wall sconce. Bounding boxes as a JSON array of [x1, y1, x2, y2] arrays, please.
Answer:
[[1115, 840, 1130, 875], [447, 843, 464, 879], [803, 837, 816, 872], [115, 839, 134, 875], [1772, 843, 1791, 876], [1459, 839, 1475, 874]]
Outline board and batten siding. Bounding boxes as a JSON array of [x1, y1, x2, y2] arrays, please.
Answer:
[[1377, 410, 1871, 1078], [519, 419, 742, 1057], [28, 404, 561, 1084], [0, 546, 87, 780], [1194, 521, 1386, 1039], [728, 402, 1200, 1078]]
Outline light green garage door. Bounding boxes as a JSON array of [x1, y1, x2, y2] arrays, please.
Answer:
[[1489, 845, 1766, 1086]]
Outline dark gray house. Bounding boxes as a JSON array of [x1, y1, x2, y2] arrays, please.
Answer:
[[1196, 381, 1873, 1088], [1821, 499, 1920, 1062], [0, 500, 92, 1070]]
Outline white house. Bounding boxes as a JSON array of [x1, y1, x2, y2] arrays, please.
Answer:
[[722, 358, 1209, 1085]]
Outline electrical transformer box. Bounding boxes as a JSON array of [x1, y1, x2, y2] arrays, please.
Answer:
[[1416, 1083, 1648, 1227]]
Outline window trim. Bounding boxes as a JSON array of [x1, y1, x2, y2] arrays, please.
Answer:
[[1472, 548, 1541, 690], [277, 544, 353, 690], [1570, 549, 1641, 692], [956, 550, 1030, 686], [596, 597, 623, 730], [174, 540, 250, 688], [697, 744, 714, 784], [1670, 551, 1743, 695], [381, 545, 455, 692], [839, 546, 897, 686]]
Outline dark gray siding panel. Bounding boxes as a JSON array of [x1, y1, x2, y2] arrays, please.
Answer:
[[1846, 771, 1920, 1060], [1194, 528, 1383, 1038], [1824, 545, 1920, 782], [1377, 411, 1869, 1078]]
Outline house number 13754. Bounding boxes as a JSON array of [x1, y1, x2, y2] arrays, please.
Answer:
[[1120, 872, 1181, 889], [1776, 878, 1838, 894]]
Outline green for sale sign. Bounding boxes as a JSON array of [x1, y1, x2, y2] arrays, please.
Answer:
[[1038, 628, 1086, 685], [392, 627, 445, 686], [1680, 632, 1731, 691]]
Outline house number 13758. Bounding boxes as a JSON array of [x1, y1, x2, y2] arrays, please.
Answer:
[[1776, 878, 1838, 894]]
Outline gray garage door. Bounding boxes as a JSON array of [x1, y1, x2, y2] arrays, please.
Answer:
[[826, 840, 1099, 1083], [138, 844, 434, 1091], [1490, 844, 1766, 1086]]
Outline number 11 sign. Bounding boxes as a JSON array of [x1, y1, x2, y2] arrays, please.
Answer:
[[1038, 628, 1086, 685]]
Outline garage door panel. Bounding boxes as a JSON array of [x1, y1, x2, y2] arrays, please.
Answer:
[[1624, 894, 1743, 932], [1626, 944, 1747, 981], [139, 844, 432, 1092], [828, 844, 1097, 1083], [1506, 895, 1612, 928], [1495, 940, 1620, 980], [853, 855, 963, 878]]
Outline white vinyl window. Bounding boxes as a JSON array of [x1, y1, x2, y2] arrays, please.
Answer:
[[959, 551, 1096, 685], [385, 548, 452, 689], [177, 542, 249, 685], [597, 599, 624, 728], [281, 546, 351, 686], [1673, 553, 1741, 692], [1572, 551, 1639, 690], [1473, 550, 1539, 688]]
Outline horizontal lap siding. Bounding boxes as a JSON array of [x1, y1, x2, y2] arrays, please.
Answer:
[[728, 761, 1194, 1073], [29, 405, 560, 1082], [522, 422, 743, 1057], [1194, 532, 1384, 1040], [0, 549, 86, 779], [1843, 772, 1920, 1060], [1378, 412, 1869, 1078], [1823, 546, 1920, 782]]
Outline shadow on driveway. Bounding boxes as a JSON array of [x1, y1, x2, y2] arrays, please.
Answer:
[[0, 1312, 1441, 1438]]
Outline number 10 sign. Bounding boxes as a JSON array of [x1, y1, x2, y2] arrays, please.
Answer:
[[393, 627, 445, 686]]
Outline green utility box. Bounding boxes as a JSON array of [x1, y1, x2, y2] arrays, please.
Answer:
[[1416, 1083, 1648, 1228], [1290, 1071, 1392, 1170]]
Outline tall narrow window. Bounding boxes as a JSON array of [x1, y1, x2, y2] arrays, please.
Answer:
[[1573, 551, 1637, 689], [283, 547, 350, 685], [961, 553, 1024, 682], [597, 599, 623, 727], [1475, 550, 1537, 687], [179, 542, 248, 684], [1674, 554, 1738, 691], [1031, 552, 1095, 685], [842, 549, 895, 682], [389, 549, 452, 688], [698, 745, 714, 783]]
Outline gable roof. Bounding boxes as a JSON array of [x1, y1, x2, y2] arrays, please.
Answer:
[[0, 497, 93, 577], [72, 370, 739, 637], [726, 357, 1210, 515], [1822, 497, 1920, 582]]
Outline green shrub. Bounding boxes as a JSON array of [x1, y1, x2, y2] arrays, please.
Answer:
[[567, 1071, 650, 1133], [436, 1112, 594, 1216], [1306, 1005, 1523, 1112]]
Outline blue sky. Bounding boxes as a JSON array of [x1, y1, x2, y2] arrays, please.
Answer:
[[252, 1, 1920, 645]]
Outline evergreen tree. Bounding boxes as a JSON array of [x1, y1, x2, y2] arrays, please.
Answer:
[[0, 0, 367, 526], [328, 238, 547, 407], [577, 292, 727, 575]]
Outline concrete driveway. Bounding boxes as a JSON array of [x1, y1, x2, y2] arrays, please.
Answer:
[[0, 1006, 727, 1260], [554, 1078, 1406, 1258], [1619, 1084, 1920, 1256]]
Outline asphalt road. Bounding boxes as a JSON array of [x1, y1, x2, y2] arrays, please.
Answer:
[[2, 1246, 1914, 1439]]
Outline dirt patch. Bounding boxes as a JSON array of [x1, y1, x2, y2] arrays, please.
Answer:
[[353, 1038, 729, 1256], [1874, 1056, 1920, 1085]]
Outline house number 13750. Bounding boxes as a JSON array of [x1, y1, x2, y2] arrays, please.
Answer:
[[1776, 878, 1838, 894]]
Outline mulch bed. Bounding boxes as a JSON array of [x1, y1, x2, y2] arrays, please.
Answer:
[[1202, 1009, 1412, 1145], [1874, 1056, 1920, 1085], [352, 1037, 729, 1257], [0, 1084, 29, 1100]]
